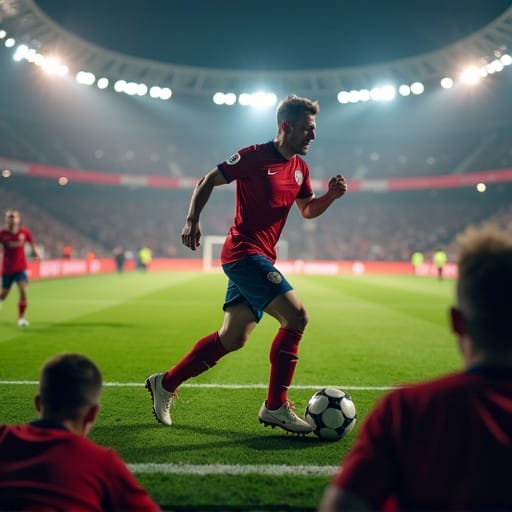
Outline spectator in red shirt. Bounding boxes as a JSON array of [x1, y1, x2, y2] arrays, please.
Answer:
[[0, 208, 40, 327], [145, 95, 348, 434], [319, 223, 512, 512], [0, 352, 159, 512]]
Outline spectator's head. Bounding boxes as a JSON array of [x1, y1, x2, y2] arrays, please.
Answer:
[[450, 224, 512, 364], [36, 353, 103, 436]]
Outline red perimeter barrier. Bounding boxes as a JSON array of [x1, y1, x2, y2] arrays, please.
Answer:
[[24, 258, 456, 279]]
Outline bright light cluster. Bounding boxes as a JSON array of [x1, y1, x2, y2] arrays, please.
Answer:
[[76, 72, 172, 100], [213, 91, 277, 108], [1, 27, 511, 106], [12, 43, 68, 76]]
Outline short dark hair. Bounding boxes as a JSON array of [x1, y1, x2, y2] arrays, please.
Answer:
[[39, 353, 102, 419], [276, 95, 319, 126], [455, 224, 512, 353]]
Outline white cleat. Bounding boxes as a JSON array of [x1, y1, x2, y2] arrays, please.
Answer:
[[145, 372, 176, 426], [17, 317, 29, 327], [258, 400, 313, 435]]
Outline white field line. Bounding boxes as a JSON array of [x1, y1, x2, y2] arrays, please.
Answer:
[[0, 380, 395, 390], [127, 463, 338, 476]]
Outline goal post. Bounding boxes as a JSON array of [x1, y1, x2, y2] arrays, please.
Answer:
[[202, 235, 289, 271]]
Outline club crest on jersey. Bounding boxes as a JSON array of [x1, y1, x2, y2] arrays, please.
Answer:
[[267, 271, 283, 284], [226, 152, 241, 165], [294, 170, 304, 185]]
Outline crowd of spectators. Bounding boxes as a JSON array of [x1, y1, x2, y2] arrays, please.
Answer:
[[2, 176, 511, 263]]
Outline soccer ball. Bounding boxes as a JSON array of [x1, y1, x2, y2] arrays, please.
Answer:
[[305, 387, 357, 441]]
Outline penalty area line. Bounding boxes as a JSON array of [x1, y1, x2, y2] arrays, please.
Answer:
[[0, 381, 395, 391], [128, 463, 338, 477]]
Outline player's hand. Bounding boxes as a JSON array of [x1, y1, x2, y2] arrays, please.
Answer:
[[328, 174, 348, 199], [181, 220, 201, 251]]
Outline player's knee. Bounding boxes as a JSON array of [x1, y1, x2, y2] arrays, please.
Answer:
[[220, 332, 249, 352], [285, 307, 309, 332]]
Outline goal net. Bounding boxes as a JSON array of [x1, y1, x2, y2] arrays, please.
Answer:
[[203, 235, 289, 271]]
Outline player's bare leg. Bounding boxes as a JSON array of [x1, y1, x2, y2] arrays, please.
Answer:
[[258, 290, 313, 435], [146, 303, 257, 426]]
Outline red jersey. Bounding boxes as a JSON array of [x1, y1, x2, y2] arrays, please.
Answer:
[[333, 368, 512, 511], [0, 421, 159, 512], [218, 142, 313, 264], [0, 226, 33, 274]]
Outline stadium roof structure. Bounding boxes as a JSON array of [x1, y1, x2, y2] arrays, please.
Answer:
[[1, 0, 512, 98]]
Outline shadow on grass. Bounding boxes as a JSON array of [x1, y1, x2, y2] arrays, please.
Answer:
[[92, 421, 322, 459]]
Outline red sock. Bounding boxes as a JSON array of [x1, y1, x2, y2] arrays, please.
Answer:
[[266, 327, 303, 410], [18, 300, 27, 318], [162, 332, 228, 392]]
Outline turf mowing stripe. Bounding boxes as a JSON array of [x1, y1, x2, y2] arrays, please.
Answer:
[[0, 380, 395, 390], [127, 463, 338, 476]]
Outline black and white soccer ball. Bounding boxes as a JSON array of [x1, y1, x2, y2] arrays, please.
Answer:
[[305, 387, 357, 441]]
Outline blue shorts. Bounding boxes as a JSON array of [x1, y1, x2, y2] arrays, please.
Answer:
[[2, 270, 28, 290], [222, 254, 293, 322]]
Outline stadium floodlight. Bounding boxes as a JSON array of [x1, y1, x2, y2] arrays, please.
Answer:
[[136, 83, 148, 96], [239, 93, 252, 106], [250, 92, 276, 109], [25, 48, 37, 63], [2, 169, 11, 178], [337, 91, 349, 104], [224, 92, 237, 105], [13, 44, 29, 61], [440, 77, 454, 89], [76, 71, 96, 85], [359, 89, 371, 101], [41, 56, 68, 76], [58, 176, 68, 186], [410, 82, 424, 95], [501, 54, 512, 66], [476, 182, 486, 193], [97, 77, 109, 89], [460, 66, 481, 84], [0, 30, 7, 39], [5, 38, 15, 48], [486, 59, 504, 74], [348, 90, 360, 103], [124, 82, 138, 95], [114, 80, 126, 92], [213, 92, 224, 104], [150, 86, 162, 98], [159, 87, 172, 100], [398, 84, 411, 96], [380, 85, 396, 101]]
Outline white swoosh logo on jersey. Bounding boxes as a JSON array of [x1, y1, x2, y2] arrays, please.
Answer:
[[267, 170, 278, 175]]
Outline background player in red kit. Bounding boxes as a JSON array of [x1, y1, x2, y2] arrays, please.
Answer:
[[319, 224, 512, 512], [0, 208, 40, 327], [146, 95, 348, 434], [0, 353, 159, 511]]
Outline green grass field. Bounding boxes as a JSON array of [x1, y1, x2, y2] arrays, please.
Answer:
[[0, 271, 459, 511]]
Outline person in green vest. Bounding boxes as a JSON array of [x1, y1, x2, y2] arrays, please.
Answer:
[[137, 247, 152, 272], [410, 251, 424, 275], [433, 248, 447, 280]]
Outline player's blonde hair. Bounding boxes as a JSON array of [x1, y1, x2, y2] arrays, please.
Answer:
[[455, 223, 512, 353], [276, 95, 319, 126]]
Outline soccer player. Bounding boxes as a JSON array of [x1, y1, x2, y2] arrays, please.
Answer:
[[0, 353, 160, 511], [0, 208, 40, 327], [319, 224, 512, 512], [433, 247, 447, 280], [146, 95, 348, 434]]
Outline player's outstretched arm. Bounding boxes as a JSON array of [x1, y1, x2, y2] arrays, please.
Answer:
[[181, 168, 227, 251], [296, 174, 347, 219]]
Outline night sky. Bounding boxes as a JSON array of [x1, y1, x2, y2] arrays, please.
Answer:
[[35, 0, 512, 70]]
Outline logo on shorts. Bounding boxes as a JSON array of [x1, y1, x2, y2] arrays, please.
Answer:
[[294, 170, 304, 185], [226, 152, 241, 165], [267, 271, 283, 284]]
